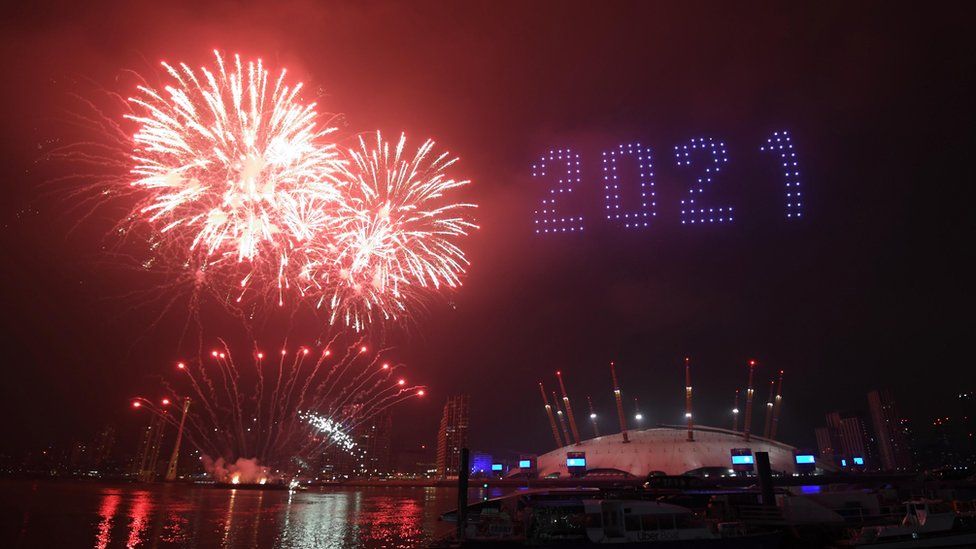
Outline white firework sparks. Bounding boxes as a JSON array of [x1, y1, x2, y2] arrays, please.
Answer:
[[302, 131, 476, 330]]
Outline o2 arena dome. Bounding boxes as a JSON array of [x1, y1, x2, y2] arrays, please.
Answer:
[[527, 425, 831, 478]]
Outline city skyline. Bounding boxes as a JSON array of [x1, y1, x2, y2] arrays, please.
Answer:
[[7, 381, 972, 482]]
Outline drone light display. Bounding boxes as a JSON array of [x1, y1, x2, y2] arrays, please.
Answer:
[[603, 142, 655, 228], [533, 130, 803, 234]]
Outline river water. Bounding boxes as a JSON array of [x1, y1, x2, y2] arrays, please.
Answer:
[[0, 480, 498, 548]]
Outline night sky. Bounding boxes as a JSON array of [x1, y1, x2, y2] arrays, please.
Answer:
[[1, 2, 973, 458]]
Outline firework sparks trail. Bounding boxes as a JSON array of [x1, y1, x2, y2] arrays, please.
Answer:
[[53, 52, 477, 331], [133, 339, 425, 481], [125, 51, 344, 306], [300, 131, 477, 330]]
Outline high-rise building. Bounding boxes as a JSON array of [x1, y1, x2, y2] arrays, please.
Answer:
[[816, 411, 875, 468], [868, 389, 913, 471], [92, 424, 116, 468], [321, 407, 393, 478], [436, 394, 470, 478], [358, 410, 393, 476], [950, 392, 975, 461], [815, 426, 836, 459], [394, 443, 435, 476], [833, 413, 873, 464], [68, 441, 90, 472]]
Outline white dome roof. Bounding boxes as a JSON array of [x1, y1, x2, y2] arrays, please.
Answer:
[[534, 425, 819, 477]]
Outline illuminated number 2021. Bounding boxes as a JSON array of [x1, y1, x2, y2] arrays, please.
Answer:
[[602, 143, 656, 228], [675, 137, 732, 224], [760, 130, 803, 219], [532, 131, 805, 234], [533, 149, 583, 234]]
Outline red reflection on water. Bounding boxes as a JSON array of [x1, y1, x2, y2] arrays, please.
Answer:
[[221, 489, 239, 546], [358, 497, 424, 544], [249, 492, 265, 547], [161, 499, 193, 544], [94, 492, 121, 549], [126, 491, 151, 548], [16, 482, 41, 544]]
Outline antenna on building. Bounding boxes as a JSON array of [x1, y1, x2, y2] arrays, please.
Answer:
[[744, 359, 757, 441], [539, 382, 563, 448], [553, 390, 572, 445], [556, 371, 581, 444], [770, 370, 785, 440], [732, 388, 741, 431], [610, 361, 630, 443], [685, 357, 694, 442], [763, 378, 776, 438], [587, 395, 600, 437]]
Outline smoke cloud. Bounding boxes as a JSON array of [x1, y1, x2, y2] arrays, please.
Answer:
[[202, 456, 270, 484]]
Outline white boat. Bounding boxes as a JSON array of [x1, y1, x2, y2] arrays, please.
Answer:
[[440, 488, 781, 546], [841, 499, 976, 547], [583, 499, 780, 546]]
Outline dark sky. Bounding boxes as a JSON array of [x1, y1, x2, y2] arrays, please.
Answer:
[[0, 1, 973, 458]]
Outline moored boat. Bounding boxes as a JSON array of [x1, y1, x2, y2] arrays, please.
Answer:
[[839, 499, 976, 548], [440, 488, 782, 546]]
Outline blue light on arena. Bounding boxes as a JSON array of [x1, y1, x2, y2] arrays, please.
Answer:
[[566, 457, 586, 467], [518, 460, 531, 469], [491, 463, 503, 472], [471, 453, 492, 474], [795, 454, 816, 464], [853, 457, 864, 466], [731, 455, 754, 465]]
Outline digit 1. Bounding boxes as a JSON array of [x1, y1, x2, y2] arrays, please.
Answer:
[[674, 137, 732, 224], [532, 148, 583, 234], [760, 130, 803, 219], [602, 142, 656, 228]]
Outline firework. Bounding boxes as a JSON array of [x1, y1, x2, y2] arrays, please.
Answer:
[[131, 338, 425, 481], [298, 132, 476, 330], [124, 51, 345, 306], [85, 52, 476, 329]]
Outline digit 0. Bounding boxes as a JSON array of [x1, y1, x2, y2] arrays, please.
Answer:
[[602, 142, 656, 228]]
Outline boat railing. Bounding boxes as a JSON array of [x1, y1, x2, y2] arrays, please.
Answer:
[[734, 504, 784, 525], [831, 505, 903, 525]]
